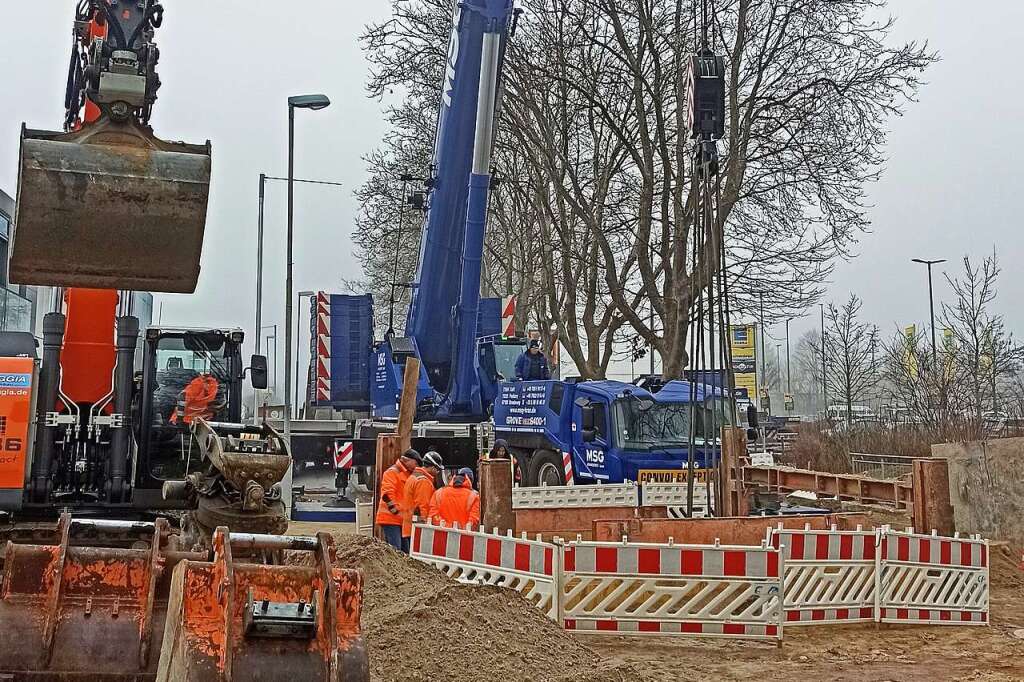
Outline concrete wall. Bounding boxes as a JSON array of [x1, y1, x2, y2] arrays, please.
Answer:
[[932, 437, 1024, 545]]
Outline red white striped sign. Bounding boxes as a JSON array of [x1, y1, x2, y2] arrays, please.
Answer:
[[562, 451, 574, 485], [501, 296, 516, 337], [333, 441, 354, 469]]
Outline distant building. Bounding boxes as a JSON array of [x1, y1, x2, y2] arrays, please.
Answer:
[[0, 188, 41, 336]]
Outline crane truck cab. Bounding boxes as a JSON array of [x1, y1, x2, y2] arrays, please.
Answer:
[[493, 379, 731, 487]]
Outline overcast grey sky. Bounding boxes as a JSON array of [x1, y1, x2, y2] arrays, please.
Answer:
[[0, 1, 1021, 385]]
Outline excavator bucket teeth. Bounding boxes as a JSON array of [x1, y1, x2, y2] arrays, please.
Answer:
[[11, 121, 211, 294]]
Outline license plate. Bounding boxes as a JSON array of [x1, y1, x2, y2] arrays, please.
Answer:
[[637, 468, 711, 484]]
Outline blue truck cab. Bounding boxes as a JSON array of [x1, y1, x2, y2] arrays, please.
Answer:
[[493, 379, 731, 487]]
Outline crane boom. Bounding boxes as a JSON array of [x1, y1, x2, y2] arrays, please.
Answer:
[[404, 0, 514, 413]]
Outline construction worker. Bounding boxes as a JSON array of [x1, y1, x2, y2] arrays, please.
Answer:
[[402, 451, 444, 540], [376, 448, 420, 553], [428, 467, 480, 529], [515, 339, 551, 380]]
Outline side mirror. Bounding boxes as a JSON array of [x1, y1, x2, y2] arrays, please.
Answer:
[[249, 354, 269, 390], [582, 429, 597, 443]]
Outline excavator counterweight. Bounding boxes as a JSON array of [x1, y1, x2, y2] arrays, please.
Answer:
[[12, 120, 211, 293]]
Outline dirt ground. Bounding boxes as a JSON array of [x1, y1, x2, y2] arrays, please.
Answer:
[[288, 521, 1024, 682]]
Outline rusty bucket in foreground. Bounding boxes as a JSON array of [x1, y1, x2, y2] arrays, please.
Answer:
[[0, 515, 368, 681], [11, 119, 211, 293]]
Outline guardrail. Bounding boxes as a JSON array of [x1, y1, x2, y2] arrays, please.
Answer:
[[849, 453, 916, 481], [742, 465, 913, 510]]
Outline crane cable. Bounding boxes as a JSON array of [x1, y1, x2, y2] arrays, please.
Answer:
[[684, 0, 734, 517]]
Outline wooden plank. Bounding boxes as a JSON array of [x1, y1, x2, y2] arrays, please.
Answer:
[[372, 434, 402, 539], [912, 458, 954, 535], [396, 358, 420, 452]]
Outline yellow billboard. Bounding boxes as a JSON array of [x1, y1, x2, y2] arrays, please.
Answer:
[[729, 324, 757, 400]]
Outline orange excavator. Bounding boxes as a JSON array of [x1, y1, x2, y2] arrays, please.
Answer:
[[0, 3, 368, 679]]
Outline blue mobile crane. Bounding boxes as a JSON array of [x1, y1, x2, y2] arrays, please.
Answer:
[[304, 0, 731, 492]]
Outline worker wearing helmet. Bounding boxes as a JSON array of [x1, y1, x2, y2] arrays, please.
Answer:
[[428, 467, 480, 529], [402, 450, 444, 540], [376, 448, 421, 553], [515, 339, 551, 380]]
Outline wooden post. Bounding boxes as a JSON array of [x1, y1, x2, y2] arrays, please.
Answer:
[[479, 458, 514, 535], [719, 427, 749, 517], [912, 458, 954, 535], [372, 434, 402, 539], [397, 358, 420, 452]]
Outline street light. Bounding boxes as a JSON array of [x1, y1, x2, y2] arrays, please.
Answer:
[[911, 258, 946, 368], [284, 94, 331, 449], [295, 290, 315, 415]]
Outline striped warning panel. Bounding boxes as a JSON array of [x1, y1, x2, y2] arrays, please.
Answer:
[[565, 543, 779, 578], [879, 608, 987, 624], [880, 532, 987, 568], [412, 523, 555, 577], [563, 619, 779, 638]]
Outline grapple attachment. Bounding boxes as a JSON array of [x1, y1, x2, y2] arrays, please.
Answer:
[[11, 119, 211, 293]]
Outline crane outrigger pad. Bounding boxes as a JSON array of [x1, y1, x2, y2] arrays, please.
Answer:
[[11, 120, 211, 294]]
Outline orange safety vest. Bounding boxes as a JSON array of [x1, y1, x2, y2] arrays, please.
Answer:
[[428, 476, 480, 529], [375, 461, 412, 527], [402, 467, 437, 538], [170, 375, 219, 425]]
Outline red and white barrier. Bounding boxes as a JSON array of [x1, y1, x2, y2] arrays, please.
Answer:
[[877, 528, 989, 626], [411, 522, 560, 619], [772, 526, 877, 625], [562, 451, 574, 485], [561, 540, 783, 642]]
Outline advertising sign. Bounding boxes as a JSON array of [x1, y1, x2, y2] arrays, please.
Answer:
[[729, 324, 757, 399]]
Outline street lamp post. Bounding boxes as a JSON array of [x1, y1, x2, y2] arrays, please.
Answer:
[[284, 94, 331, 516], [911, 258, 946, 368], [295, 290, 315, 416], [785, 318, 791, 394], [284, 94, 330, 444], [820, 303, 827, 415]]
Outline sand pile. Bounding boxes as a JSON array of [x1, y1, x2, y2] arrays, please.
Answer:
[[333, 534, 644, 682]]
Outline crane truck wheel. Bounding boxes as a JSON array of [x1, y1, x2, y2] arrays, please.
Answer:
[[526, 450, 565, 488]]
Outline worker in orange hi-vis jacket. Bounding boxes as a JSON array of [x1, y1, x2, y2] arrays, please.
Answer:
[[376, 449, 420, 553], [428, 467, 480, 529], [402, 451, 444, 539]]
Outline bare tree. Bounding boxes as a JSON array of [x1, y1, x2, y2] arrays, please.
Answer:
[[356, 0, 934, 378], [815, 295, 879, 426]]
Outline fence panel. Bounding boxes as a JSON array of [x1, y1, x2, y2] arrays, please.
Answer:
[[561, 540, 783, 641], [772, 526, 877, 625], [877, 529, 989, 625], [411, 522, 560, 619], [641, 483, 715, 518], [513, 483, 639, 509]]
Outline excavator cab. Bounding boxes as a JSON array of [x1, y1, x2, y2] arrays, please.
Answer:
[[136, 328, 244, 498], [10, 0, 211, 294]]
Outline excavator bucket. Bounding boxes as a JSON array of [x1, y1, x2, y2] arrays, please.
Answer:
[[158, 529, 369, 681], [11, 119, 211, 294], [0, 516, 368, 681]]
